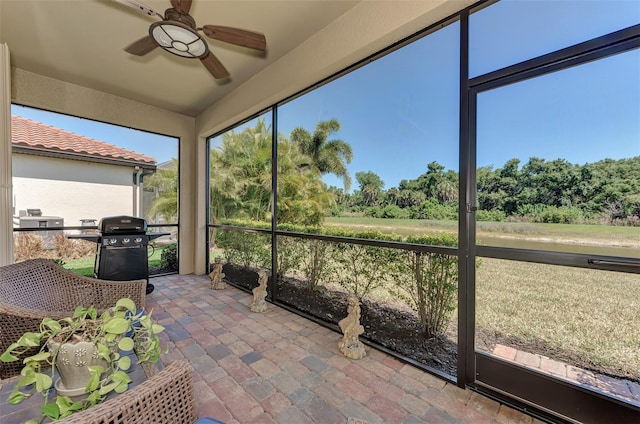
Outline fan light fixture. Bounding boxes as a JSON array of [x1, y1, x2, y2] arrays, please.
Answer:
[[149, 21, 208, 58], [122, 0, 267, 79]]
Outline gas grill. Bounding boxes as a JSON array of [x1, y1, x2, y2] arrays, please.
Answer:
[[71, 215, 167, 294]]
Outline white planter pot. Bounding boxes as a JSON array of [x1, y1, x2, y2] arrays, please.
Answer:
[[47, 340, 108, 397]]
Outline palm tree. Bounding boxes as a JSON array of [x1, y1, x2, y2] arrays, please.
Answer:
[[210, 119, 272, 222], [145, 158, 178, 223], [277, 136, 334, 225], [290, 119, 353, 191]]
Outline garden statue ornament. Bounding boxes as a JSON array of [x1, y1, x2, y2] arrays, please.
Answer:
[[338, 293, 366, 359], [209, 258, 226, 289], [250, 269, 268, 313]]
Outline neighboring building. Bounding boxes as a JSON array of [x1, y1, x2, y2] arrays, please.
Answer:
[[11, 116, 157, 230]]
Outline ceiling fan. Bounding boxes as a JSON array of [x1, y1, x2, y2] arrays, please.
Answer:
[[115, 0, 266, 79]]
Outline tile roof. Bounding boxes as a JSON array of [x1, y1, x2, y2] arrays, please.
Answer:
[[11, 115, 156, 165]]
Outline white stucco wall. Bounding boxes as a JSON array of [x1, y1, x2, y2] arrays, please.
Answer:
[[12, 154, 136, 228]]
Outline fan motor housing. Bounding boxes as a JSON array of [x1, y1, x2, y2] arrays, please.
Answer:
[[164, 8, 196, 28]]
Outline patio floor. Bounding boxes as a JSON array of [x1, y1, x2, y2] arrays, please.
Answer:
[[147, 274, 542, 424]]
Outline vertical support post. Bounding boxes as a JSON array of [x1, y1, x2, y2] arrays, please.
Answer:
[[0, 43, 13, 266], [270, 106, 278, 301], [457, 10, 476, 388]]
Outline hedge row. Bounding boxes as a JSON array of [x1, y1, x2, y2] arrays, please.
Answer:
[[214, 221, 461, 338]]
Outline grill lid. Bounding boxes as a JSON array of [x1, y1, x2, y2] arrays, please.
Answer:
[[99, 215, 147, 234]]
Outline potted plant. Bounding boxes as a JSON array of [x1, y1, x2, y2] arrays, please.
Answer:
[[1, 298, 165, 423]]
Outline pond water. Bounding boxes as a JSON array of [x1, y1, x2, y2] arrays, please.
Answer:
[[478, 236, 640, 259]]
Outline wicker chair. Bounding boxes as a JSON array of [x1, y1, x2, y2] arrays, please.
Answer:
[[0, 258, 147, 379], [57, 361, 196, 424]]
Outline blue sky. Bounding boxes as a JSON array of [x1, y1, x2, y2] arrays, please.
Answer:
[[11, 0, 640, 192]]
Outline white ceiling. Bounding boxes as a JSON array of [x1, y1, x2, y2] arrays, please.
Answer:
[[0, 0, 359, 117]]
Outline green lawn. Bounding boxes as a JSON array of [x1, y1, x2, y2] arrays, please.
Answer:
[[63, 246, 166, 277], [476, 258, 640, 378], [325, 216, 640, 248]]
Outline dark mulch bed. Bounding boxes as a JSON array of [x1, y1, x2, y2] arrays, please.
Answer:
[[221, 263, 639, 384], [149, 266, 178, 276], [223, 263, 458, 377], [275, 276, 459, 377]]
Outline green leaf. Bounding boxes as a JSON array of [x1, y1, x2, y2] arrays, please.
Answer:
[[98, 381, 119, 395], [103, 317, 130, 335], [56, 395, 73, 408], [97, 343, 111, 360], [114, 381, 129, 394], [41, 318, 62, 333], [34, 372, 53, 392], [18, 372, 36, 387], [23, 351, 50, 363], [115, 298, 136, 312], [8, 390, 27, 404], [20, 364, 35, 376], [18, 332, 42, 347], [40, 402, 60, 420], [118, 337, 134, 351], [151, 324, 165, 334], [117, 355, 131, 370], [139, 315, 152, 329], [72, 305, 87, 318], [68, 400, 84, 411], [86, 366, 104, 392], [87, 306, 98, 320], [25, 420, 39, 424], [86, 390, 102, 405], [111, 370, 131, 385], [0, 350, 18, 362], [56, 395, 79, 417]]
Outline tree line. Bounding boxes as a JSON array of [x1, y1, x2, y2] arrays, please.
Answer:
[[340, 156, 640, 225], [147, 118, 640, 226]]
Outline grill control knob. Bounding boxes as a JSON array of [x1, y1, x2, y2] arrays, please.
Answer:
[[109, 238, 117, 245], [134, 237, 143, 244], [123, 238, 130, 244]]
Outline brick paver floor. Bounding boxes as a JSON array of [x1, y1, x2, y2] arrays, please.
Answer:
[[146, 274, 544, 424], [492, 344, 640, 405]]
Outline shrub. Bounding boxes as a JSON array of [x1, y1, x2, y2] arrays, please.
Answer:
[[276, 236, 302, 279], [611, 215, 640, 227], [13, 232, 44, 261], [392, 234, 458, 338], [160, 243, 178, 271], [330, 231, 404, 301], [216, 229, 270, 268], [53, 233, 95, 259], [537, 206, 583, 224], [411, 199, 457, 220], [476, 209, 507, 222], [380, 205, 411, 219], [298, 239, 334, 291]]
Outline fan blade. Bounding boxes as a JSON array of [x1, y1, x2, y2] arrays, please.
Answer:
[[202, 25, 266, 52], [170, 0, 192, 14], [113, 0, 163, 19], [200, 52, 230, 79], [124, 35, 158, 56]]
